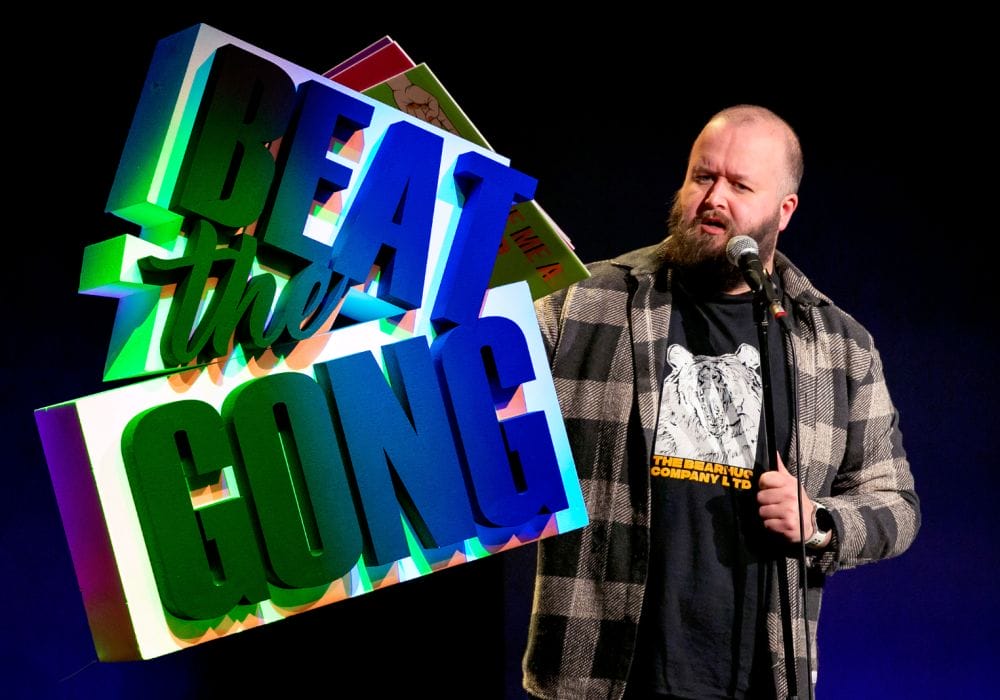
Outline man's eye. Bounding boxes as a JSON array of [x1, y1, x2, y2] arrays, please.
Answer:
[[693, 174, 712, 183], [734, 182, 752, 192]]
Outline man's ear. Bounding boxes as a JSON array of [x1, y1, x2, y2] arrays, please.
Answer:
[[778, 193, 798, 232]]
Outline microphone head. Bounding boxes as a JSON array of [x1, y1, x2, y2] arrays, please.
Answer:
[[725, 235, 758, 266]]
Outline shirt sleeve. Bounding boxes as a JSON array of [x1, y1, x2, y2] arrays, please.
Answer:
[[810, 335, 920, 574]]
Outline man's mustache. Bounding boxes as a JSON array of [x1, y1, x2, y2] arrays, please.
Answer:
[[695, 210, 732, 232]]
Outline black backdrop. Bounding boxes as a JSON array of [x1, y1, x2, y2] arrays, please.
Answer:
[[5, 10, 994, 698]]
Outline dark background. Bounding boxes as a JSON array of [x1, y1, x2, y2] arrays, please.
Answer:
[[5, 10, 993, 698]]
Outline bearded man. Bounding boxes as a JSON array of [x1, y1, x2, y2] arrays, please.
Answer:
[[523, 105, 920, 699]]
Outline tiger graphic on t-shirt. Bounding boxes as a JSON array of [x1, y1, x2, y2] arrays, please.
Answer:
[[654, 343, 762, 470]]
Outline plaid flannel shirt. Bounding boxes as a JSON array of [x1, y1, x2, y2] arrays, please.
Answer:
[[523, 244, 920, 699]]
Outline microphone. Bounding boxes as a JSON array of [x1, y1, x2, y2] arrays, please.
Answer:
[[725, 236, 787, 320]]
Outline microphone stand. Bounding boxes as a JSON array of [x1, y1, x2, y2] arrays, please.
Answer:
[[752, 291, 801, 700]]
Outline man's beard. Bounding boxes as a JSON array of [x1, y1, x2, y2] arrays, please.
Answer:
[[659, 194, 781, 293]]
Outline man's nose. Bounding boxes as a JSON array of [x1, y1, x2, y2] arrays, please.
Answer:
[[702, 181, 727, 210]]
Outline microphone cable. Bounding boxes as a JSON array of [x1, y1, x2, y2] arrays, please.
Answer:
[[781, 311, 816, 700]]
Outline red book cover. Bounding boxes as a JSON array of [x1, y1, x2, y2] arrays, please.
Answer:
[[324, 36, 393, 75], [324, 38, 415, 91]]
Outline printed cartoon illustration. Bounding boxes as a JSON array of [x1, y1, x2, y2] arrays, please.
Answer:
[[655, 343, 761, 469]]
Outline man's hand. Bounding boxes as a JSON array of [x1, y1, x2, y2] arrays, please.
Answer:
[[758, 454, 826, 546]]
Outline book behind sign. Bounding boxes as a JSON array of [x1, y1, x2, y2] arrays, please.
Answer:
[[327, 38, 589, 300]]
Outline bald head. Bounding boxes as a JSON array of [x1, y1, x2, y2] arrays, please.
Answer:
[[699, 105, 803, 196]]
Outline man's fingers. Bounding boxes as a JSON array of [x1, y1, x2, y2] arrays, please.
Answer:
[[757, 488, 792, 506], [758, 468, 795, 492], [775, 453, 789, 473]]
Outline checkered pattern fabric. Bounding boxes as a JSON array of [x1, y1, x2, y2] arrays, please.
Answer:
[[523, 244, 920, 699]]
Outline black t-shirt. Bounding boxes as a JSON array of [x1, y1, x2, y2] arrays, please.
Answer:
[[627, 274, 791, 699]]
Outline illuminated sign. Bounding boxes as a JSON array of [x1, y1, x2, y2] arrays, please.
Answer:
[[35, 24, 586, 660]]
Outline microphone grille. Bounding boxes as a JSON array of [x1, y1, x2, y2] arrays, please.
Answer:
[[725, 235, 758, 265]]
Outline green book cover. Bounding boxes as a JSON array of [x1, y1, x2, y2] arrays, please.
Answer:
[[361, 64, 589, 299]]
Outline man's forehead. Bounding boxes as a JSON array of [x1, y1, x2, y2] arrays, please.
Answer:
[[687, 121, 788, 178]]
